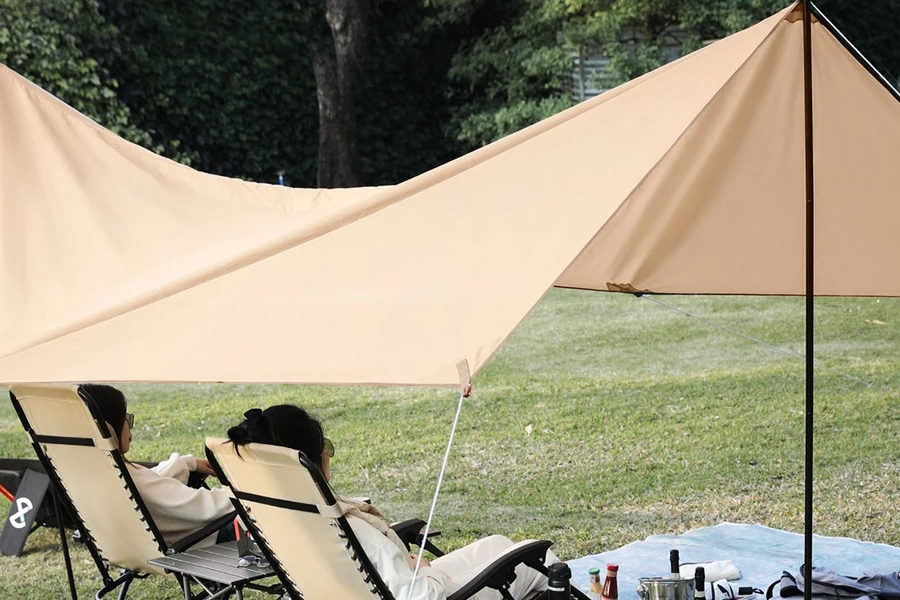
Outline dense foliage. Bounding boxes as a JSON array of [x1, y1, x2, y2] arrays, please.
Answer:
[[103, 0, 319, 181], [100, 0, 474, 185], [1, 0, 896, 185], [0, 0, 156, 148]]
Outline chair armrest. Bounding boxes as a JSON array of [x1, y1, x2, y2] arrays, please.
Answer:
[[447, 540, 553, 600], [168, 511, 237, 554], [390, 519, 445, 557]]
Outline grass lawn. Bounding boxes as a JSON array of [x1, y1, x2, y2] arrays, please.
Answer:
[[0, 290, 898, 598]]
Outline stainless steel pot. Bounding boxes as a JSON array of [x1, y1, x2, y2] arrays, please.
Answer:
[[637, 577, 695, 600]]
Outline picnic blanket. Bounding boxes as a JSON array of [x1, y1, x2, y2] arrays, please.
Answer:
[[567, 523, 900, 598]]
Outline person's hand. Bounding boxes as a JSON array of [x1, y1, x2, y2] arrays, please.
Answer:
[[194, 458, 217, 478], [409, 553, 431, 569]]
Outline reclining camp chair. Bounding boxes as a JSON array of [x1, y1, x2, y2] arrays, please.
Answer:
[[9, 384, 237, 600], [206, 437, 589, 600]]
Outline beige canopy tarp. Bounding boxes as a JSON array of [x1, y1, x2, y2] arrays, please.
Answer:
[[0, 3, 897, 387]]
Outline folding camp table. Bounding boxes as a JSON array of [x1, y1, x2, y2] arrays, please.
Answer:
[[149, 541, 279, 600]]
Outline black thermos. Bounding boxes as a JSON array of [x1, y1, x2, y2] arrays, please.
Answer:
[[548, 562, 572, 600], [694, 567, 706, 600]]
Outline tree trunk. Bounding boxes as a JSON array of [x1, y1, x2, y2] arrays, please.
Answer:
[[310, 0, 368, 188]]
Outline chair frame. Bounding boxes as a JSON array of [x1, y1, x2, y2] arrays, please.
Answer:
[[206, 441, 591, 600], [207, 446, 394, 600], [10, 387, 236, 600]]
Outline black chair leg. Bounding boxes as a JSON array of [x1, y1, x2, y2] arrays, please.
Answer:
[[177, 573, 193, 600], [117, 575, 134, 600], [52, 485, 78, 600], [95, 572, 135, 600]]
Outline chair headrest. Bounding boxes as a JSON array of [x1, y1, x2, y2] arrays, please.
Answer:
[[104, 422, 121, 450]]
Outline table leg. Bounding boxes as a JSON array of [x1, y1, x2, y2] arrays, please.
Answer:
[[181, 573, 192, 599]]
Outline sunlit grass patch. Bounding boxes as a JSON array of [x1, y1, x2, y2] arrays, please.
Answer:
[[1, 292, 898, 597]]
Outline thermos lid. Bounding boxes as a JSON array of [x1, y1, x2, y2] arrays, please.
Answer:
[[548, 562, 572, 584]]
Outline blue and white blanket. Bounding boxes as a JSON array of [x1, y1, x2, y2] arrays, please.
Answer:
[[567, 523, 900, 598]]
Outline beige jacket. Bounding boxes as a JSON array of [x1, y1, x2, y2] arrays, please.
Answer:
[[128, 453, 233, 546]]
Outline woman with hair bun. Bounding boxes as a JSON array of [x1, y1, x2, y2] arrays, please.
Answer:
[[228, 405, 558, 600]]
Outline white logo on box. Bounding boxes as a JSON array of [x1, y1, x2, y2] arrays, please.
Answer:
[[9, 498, 33, 529]]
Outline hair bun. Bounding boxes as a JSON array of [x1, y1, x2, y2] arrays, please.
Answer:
[[228, 408, 270, 446], [244, 408, 265, 428], [227, 423, 251, 444]]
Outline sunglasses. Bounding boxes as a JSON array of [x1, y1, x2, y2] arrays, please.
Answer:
[[125, 413, 135, 428], [238, 554, 270, 568], [323, 438, 335, 458]]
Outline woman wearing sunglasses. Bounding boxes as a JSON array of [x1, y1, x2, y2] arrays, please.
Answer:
[[84, 384, 234, 546], [227, 405, 558, 600]]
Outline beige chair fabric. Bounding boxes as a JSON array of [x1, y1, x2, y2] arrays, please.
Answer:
[[10, 384, 167, 575], [1, 4, 898, 387], [206, 437, 380, 600]]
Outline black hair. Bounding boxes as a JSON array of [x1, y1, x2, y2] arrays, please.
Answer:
[[227, 405, 326, 470], [81, 384, 127, 437]]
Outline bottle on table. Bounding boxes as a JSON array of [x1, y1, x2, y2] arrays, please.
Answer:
[[589, 567, 603, 597], [694, 566, 706, 600], [670, 549, 680, 578], [602, 563, 619, 600], [548, 562, 572, 600]]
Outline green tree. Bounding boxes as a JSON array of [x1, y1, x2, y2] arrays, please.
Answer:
[[0, 0, 155, 149], [354, 0, 475, 182], [103, 0, 318, 182], [438, 0, 898, 150], [570, 0, 784, 82], [434, 0, 789, 149], [571, 0, 898, 88], [103, 0, 473, 186], [9, 0, 890, 189], [431, 0, 578, 148]]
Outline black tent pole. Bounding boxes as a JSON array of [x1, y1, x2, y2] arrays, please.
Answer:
[[802, 0, 815, 599]]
